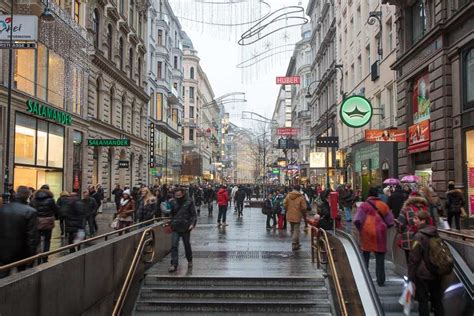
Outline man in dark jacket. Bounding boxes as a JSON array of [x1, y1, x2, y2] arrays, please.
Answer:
[[82, 191, 98, 236], [408, 211, 444, 316], [64, 193, 84, 253], [445, 182, 464, 230], [235, 186, 246, 218], [341, 184, 354, 222], [0, 186, 38, 278], [387, 185, 407, 218], [93, 184, 104, 214], [168, 187, 197, 273], [112, 184, 123, 211], [203, 185, 215, 216]]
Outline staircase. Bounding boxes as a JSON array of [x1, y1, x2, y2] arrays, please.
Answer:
[[133, 275, 333, 315]]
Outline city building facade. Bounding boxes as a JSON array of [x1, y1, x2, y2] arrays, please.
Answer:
[[336, 0, 398, 196], [146, 0, 183, 185], [382, 0, 473, 204]]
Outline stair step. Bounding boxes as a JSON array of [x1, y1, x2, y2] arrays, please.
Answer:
[[144, 276, 326, 287], [134, 312, 333, 316]]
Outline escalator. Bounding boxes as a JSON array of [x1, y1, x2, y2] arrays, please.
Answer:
[[331, 228, 473, 315]]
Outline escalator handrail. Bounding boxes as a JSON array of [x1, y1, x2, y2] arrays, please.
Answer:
[[438, 229, 474, 242], [336, 229, 385, 316], [445, 241, 474, 300]]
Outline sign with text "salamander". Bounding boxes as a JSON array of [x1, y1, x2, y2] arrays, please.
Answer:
[[87, 139, 130, 146]]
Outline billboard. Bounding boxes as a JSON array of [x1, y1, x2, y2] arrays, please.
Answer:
[[413, 73, 431, 124], [276, 127, 298, 136], [310, 152, 326, 168], [276, 76, 300, 85], [365, 129, 407, 142], [408, 120, 430, 153], [0, 15, 38, 41]]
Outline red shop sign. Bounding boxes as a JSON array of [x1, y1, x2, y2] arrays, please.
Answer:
[[408, 120, 430, 154], [276, 76, 301, 85]]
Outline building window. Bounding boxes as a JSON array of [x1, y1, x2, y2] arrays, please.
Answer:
[[190, 67, 194, 79], [411, 0, 427, 43], [189, 87, 195, 103], [47, 50, 65, 109], [357, 55, 362, 81], [189, 128, 194, 141], [189, 106, 194, 118], [119, 37, 124, 70], [121, 95, 126, 129], [157, 61, 162, 78], [74, 0, 80, 23], [174, 56, 178, 69], [119, 0, 124, 15], [464, 48, 474, 109], [137, 57, 142, 86], [156, 93, 163, 121], [158, 29, 163, 45], [96, 78, 101, 119], [93, 9, 100, 48], [107, 24, 113, 60], [129, 48, 134, 78], [71, 65, 83, 115]]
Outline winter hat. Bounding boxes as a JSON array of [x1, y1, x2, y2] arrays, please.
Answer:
[[123, 189, 131, 196]]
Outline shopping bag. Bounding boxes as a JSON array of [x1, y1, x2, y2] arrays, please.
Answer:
[[110, 218, 119, 230], [73, 229, 85, 243], [398, 280, 414, 315], [440, 218, 450, 230]]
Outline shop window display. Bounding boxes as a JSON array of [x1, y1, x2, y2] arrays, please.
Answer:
[[465, 130, 474, 216]]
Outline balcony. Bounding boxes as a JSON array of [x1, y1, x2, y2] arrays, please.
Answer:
[[168, 86, 180, 104]]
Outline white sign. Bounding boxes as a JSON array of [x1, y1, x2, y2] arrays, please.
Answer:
[[0, 15, 38, 42], [310, 152, 326, 168]]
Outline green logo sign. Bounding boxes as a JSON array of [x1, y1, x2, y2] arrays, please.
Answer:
[[340, 96, 373, 128], [26, 99, 72, 126], [272, 168, 280, 174], [87, 139, 130, 146]]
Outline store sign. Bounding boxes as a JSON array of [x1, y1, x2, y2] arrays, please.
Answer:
[[276, 76, 300, 85], [316, 136, 339, 148], [272, 168, 280, 174], [310, 152, 326, 168], [413, 73, 431, 124], [87, 139, 130, 146], [408, 120, 430, 154], [149, 123, 155, 167], [277, 138, 299, 149], [340, 96, 373, 128], [26, 99, 72, 126], [365, 129, 407, 142], [0, 15, 38, 41], [118, 160, 129, 169], [276, 127, 299, 136]]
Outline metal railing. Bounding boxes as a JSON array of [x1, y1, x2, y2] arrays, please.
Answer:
[[112, 227, 157, 316], [0, 217, 168, 274], [438, 229, 474, 242], [310, 225, 348, 316]]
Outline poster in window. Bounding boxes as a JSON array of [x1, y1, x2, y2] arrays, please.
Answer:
[[408, 120, 430, 153], [469, 168, 474, 188], [413, 73, 431, 124], [470, 196, 474, 215]]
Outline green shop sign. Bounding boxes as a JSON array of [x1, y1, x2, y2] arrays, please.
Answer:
[[87, 139, 130, 147], [26, 99, 72, 126], [340, 96, 373, 128]]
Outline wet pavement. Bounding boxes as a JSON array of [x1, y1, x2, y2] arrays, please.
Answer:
[[147, 201, 322, 277]]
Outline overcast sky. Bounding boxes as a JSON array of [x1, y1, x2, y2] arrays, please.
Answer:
[[182, 0, 309, 130]]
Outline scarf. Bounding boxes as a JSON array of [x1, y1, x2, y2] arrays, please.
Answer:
[[120, 198, 130, 207]]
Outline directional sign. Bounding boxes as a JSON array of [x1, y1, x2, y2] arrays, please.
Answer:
[[316, 136, 339, 148], [340, 96, 373, 128], [0, 41, 36, 49]]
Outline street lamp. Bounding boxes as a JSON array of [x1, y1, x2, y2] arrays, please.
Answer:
[[368, 11, 383, 58]]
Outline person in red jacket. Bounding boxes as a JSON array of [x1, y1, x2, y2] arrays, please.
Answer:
[[217, 185, 229, 226]]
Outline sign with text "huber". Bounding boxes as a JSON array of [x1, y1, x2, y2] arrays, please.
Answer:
[[26, 99, 72, 125], [276, 76, 300, 85], [276, 127, 298, 136], [87, 139, 130, 146]]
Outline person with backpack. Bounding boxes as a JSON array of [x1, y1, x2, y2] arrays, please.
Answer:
[[409, 210, 450, 316], [354, 187, 394, 286], [168, 187, 197, 273], [273, 189, 286, 230]]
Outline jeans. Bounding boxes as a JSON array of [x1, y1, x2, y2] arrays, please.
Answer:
[[266, 212, 276, 228], [217, 205, 228, 223], [39, 229, 52, 263], [414, 277, 444, 316], [236, 201, 244, 216], [363, 251, 386, 286], [208, 202, 213, 214], [447, 212, 461, 230], [290, 222, 301, 246], [170, 230, 192, 267], [86, 215, 96, 236], [67, 232, 77, 253], [344, 206, 352, 221]]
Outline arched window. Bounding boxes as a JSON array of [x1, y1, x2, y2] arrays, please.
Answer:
[[107, 24, 113, 60], [93, 9, 100, 48], [109, 87, 115, 125], [190, 67, 194, 79], [119, 37, 124, 70], [121, 94, 126, 130], [131, 102, 136, 134], [129, 47, 134, 78], [137, 57, 142, 86], [95, 78, 101, 119]]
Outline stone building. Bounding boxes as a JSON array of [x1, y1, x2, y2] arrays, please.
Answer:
[[382, 0, 473, 205], [336, 0, 398, 195]]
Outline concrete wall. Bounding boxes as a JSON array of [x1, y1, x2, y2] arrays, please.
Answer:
[[0, 223, 171, 316]]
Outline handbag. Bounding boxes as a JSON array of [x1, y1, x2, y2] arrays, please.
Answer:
[[37, 216, 55, 230], [460, 207, 467, 218], [110, 217, 119, 229]]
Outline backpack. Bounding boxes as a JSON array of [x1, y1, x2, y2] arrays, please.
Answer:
[[424, 236, 454, 276]]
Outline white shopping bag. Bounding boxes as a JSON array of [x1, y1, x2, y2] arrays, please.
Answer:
[[398, 280, 414, 315], [73, 229, 85, 243], [440, 218, 450, 230]]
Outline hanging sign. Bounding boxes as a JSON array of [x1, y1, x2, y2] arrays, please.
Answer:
[[149, 123, 155, 167], [365, 129, 407, 142], [310, 152, 326, 168], [27, 99, 72, 125], [408, 120, 430, 154], [340, 96, 373, 128], [276, 76, 300, 85], [118, 160, 129, 169], [0, 15, 38, 41], [316, 136, 339, 148], [276, 127, 299, 136]]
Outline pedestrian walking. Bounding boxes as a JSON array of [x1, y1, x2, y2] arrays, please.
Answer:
[[318, 189, 333, 230], [94, 184, 105, 214], [387, 184, 408, 219], [264, 192, 276, 230], [30, 185, 58, 263], [341, 184, 354, 222], [354, 187, 394, 286], [217, 185, 230, 226], [116, 190, 135, 231], [273, 189, 286, 230], [235, 185, 246, 218], [284, 185, 308, 251], [112, 184, 123, 211], [137, 187, 158, 223], [168, 187, 197, 273], [204, 185, 215, 216], [231, 185, 238, 207], [0, 186, 38, 278], [63, 192, 85, 253], [194, 187, 203, 216], [445, 182, 464, 230], [82, 190, 98, 236], [408, 211, 445, 316], [57, 191, 70, 237]]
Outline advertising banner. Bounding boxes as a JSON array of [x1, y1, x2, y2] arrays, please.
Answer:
[[276, 76, 300, 85], [470, 196, 474, 215], [365, 129, 407, 142], [413, 73, 431, 124], [408, 120, 430, 154], [276, 127, 298, 136], [469, 167, 474, 188], [0, 15, 38, 41], [310, 152, 326, 168]]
